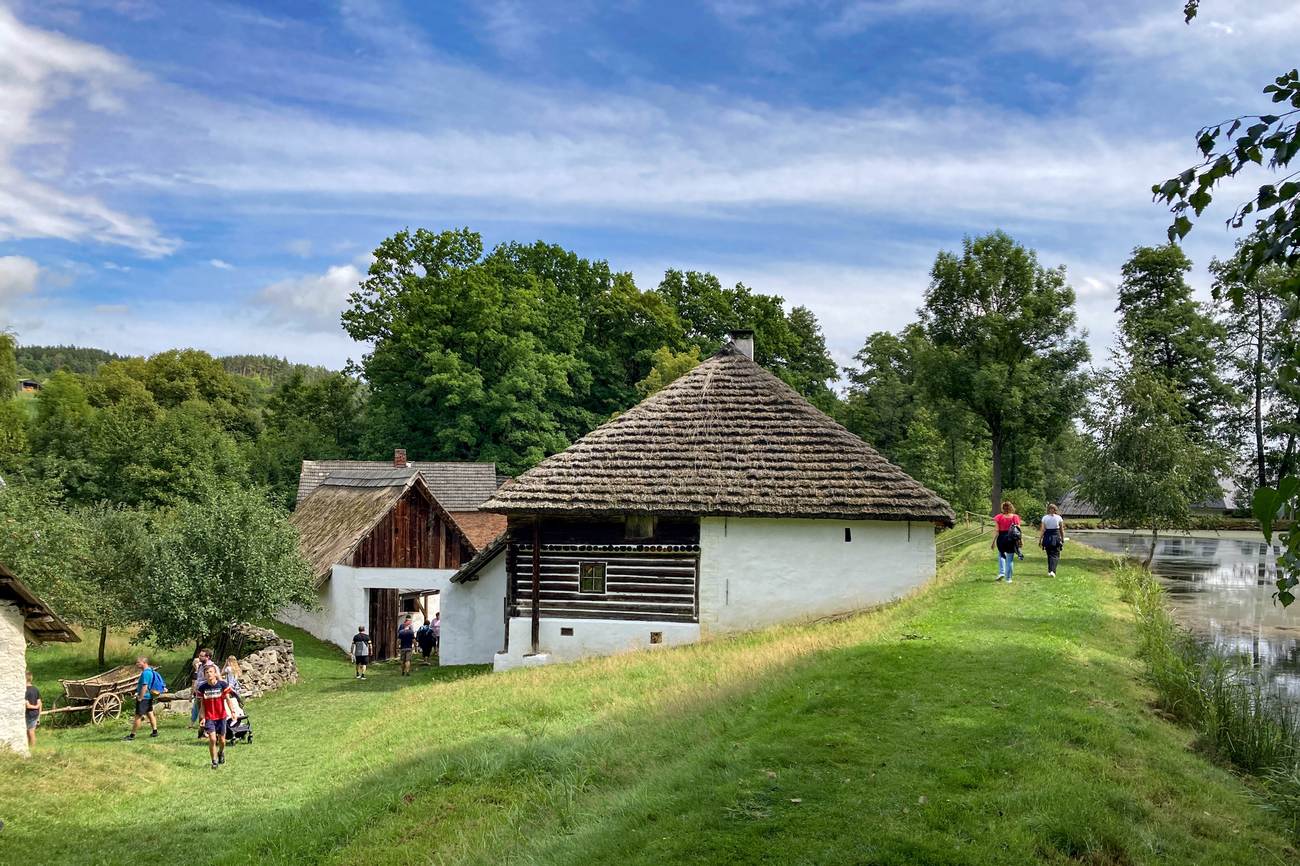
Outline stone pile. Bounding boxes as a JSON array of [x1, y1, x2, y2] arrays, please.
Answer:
[[156, 623, 298, 715]]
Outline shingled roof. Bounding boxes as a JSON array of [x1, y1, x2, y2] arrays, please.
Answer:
[[484, 345, 955, 524], [0, 561, 79, 643], [296, 460, 500, 510]]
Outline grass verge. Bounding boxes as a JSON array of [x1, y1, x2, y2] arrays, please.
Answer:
[[1, 542, 1296, 864], [1114, 562, 1300, 838]]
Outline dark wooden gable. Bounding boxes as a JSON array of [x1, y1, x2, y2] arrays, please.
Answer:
[[351, 482, 474, 570]]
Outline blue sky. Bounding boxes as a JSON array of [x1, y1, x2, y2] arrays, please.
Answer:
[[0, 1, 1296, 371]]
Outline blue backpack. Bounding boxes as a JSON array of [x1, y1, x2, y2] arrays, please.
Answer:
[[148, 669, 167, 696]]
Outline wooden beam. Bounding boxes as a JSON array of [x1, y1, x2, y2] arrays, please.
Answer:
[[531, 518, 541, 654]]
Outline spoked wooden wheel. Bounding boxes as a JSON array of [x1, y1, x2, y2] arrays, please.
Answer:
[[91, 692, 122, 725]]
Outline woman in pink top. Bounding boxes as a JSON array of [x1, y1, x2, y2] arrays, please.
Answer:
[[991, 500, 1022, 582]]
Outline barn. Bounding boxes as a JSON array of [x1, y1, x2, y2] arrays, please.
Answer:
[[1, 562, 78, 755], [453, 331, 955, 671], [279, 454, 504, 660]]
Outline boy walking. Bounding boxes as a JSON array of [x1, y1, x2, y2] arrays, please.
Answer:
[[24, 671, 40, 749], [351, 626, 371, 679], [397, 616, 415, 676], [124, 656, 162, 740], [195, 665, 234, 769]]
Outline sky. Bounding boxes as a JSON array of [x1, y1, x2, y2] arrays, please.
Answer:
[[0, 1, 1296, 373]]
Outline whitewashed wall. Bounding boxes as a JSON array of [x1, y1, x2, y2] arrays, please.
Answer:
[[494, 616, 700, 671], [279, 566, 454, 653], [697, 517, 935, 635], [438, 552, 508, 666], [1, 602, 28, 756]]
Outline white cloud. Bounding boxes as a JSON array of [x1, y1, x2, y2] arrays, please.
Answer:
[[209, 258, 234, 270], [0, 6, 176, 256], [256, 263, 364, 332], [284, 238, 313, 257], [0, 255, 41, 307]]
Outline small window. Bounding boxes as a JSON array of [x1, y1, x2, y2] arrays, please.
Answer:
[[625, 514, 656, 540], [560, 627, 574, 636], [579, 561, 607, 594], [844, 527, 852, 542], [649, 631, 663, 644]]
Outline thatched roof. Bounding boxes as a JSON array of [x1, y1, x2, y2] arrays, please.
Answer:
[[0, 561, 79, 643], [296, 459, 501, 509], [484, 345, 954, 524]]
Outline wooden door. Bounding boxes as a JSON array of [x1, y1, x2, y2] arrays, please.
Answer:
[[369, 588, 399, 661]]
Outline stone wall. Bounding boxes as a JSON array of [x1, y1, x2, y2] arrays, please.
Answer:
[[156, 623, 298, 715], [1, 602, 29, 755]]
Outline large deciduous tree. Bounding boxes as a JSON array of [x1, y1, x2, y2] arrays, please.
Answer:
[[136, 484, 314, 650], [919, 231, 1089, 515]]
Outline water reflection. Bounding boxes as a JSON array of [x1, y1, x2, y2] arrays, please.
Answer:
[[1075, 530, 1300, 701]]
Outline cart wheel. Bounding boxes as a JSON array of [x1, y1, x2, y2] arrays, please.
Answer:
[[92, 693, 122, 725]]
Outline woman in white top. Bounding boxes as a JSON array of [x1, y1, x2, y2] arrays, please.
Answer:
[[1038, 503, 1066, 577]]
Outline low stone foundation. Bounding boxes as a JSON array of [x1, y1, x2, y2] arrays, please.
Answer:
[[156, 623, 298, 715]]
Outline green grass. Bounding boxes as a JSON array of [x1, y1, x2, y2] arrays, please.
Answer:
[[2, 543, 1296, 865]]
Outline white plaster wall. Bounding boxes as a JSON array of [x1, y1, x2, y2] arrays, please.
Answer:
[[439, 554, 508, 667], [697, 517, 935, 635], [494, 616, 700, 671], [278, 566, 454, 653], [0, 602, 28, 756]]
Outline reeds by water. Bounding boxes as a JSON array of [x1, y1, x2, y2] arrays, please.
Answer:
[[1114, 563, 1300, 836]]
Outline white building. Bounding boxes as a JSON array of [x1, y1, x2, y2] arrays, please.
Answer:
[[448, 331, 955, 671], [1, 562, 78, 756], [280, 456, 504, 660]]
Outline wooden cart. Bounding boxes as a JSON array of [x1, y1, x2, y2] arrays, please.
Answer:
[[43, 665, 140, 725]]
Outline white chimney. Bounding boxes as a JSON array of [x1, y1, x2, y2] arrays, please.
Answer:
[[729, 329, 754, 359], [393, 448, 407, 468]]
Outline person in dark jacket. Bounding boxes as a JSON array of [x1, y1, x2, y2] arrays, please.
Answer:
[[416, 618, 435, 665]]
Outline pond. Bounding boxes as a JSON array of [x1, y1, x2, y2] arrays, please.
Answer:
[[1073, 529, 1300, 701]]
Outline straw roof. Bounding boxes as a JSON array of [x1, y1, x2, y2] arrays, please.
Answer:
[[292, 469, 424, 584], [484, 345, 955, 524], [0, 561, 79, 643]]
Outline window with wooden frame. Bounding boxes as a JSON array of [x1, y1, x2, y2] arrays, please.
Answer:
[[579, 561, 607, 594]]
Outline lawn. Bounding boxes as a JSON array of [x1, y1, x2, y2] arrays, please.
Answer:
[[1, 542, 1295, 865]]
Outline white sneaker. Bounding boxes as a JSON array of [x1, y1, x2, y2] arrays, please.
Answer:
[[1048, 571, 1056, 578]]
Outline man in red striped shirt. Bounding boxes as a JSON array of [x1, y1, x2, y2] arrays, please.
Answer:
[[195, 666, 233, 770]]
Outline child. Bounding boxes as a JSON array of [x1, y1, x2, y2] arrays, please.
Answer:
[[222, 656, 244, 720], [195, 665, 234, 770], [24, 671, 41, 749]]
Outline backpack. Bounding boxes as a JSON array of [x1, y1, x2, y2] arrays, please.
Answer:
[[149, 669, 166, 697], [1008, 523, 1022, 542]]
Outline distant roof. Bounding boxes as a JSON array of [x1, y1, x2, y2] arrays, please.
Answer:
[[1058, 487, 1230, 518], [484, 345, 955, 524], [0, 561, 79, 643], [447, 510, 507, 551], [296, 460, 501, 510], [450, 533, 507, 584]]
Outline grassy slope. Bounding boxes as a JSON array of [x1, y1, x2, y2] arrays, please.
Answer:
[[1, 544, 1294, 865]]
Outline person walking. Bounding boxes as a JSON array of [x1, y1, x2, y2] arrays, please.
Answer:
[[24, 671, 41, 750], [195, 665, 234, 770], [1039, 503, 1067, 578], [191, 648, 219, 738], [124, 656, 162, 740], [351, 626, 371, 679], [397, 616, 416, 676], [222, 656, 244, 719], [992, 500, 1022, 583], [416, 617, 435, 666], [432, 612, 440, 657]]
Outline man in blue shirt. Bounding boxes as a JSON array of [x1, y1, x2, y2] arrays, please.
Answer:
[[397, 616, 416, 676], [124, 656, 162, 740]]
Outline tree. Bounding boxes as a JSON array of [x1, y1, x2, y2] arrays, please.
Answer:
[[1079, 366, 1222, 566], [635, 345, 701, 398], [919, 231, 1089, 514], [1155, 7, 1300, 604], [1115, 245, 1233, 443], [0, 482, 96, 628], [135, 484, 314, 651], [79, 505, 152, 668], [0, 332, 17, 398]]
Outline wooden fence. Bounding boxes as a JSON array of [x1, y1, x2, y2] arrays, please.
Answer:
[[935, 510, 993, 562]]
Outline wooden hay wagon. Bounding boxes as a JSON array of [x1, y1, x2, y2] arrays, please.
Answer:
[[43, 665, 140, 725]]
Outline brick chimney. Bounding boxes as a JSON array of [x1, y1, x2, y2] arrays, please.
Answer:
[[729, 329, 754, 359], [393, 448, 407, 468]]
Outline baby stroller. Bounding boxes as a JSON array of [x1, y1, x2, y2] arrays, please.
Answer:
[[226, 713, 253, 745]]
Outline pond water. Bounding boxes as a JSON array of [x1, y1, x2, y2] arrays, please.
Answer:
[[1073, 529, 1300, 701]]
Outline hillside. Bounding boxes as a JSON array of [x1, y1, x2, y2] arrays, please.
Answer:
[[2, 543, 1294, 864], [13, 345, 336, 383]]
